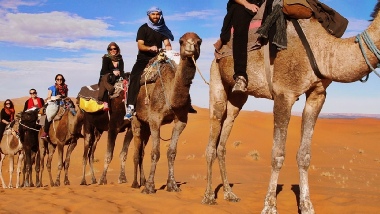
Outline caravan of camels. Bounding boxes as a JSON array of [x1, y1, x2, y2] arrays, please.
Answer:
[[1, 1, 379, 213]]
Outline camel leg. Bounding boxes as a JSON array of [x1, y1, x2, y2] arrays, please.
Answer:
[[36, 139, 46, 187], [46, 143, 56, 187], [219, 97, 248, 202], [131, 120, 148, 188], [141, 121, 161, 194], [118, 128, 133, 184], [54, 143, 65, 186], [0, 153, 6, 188], [262, 93, 296, 214], [99, 127, 118, 185], [166, 118, 187, 192], [81, 131, 91, 185], [16, 152, 24, 188], [296, 86, 326, 214], [23, 146, 33, 187], [63, 139, 78, 185], [88, 130, 100, 184], [8, 154, 14, 188], [202, 66, 226, 204]]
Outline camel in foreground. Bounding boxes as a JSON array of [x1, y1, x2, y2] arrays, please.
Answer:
[[80, 80, 132, 185], [202, 2, 380, 214], [0, 119, 23, 188], [131, 32, 202, 193], [37, 98, 84, 187]]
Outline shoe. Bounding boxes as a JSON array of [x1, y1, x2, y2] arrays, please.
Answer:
[[232, 76, 247, 93], [40, 132, 49, 139], [103, 102, 109, 111], [189, 105, 197, 114], [124, 105, 134, 120]]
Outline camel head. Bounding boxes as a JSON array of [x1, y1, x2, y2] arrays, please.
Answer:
[[179, 32, 202, 60]]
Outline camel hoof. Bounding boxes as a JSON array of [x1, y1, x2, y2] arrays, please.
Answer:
[[118, 174, 127, 184], [80, 179, 87, 185], [224, 191, 240, 202], [141, 182, 156, 194], [131, 181, 140, 189], [64, 180, 70, 185], [99, 178, 107, 185], [300, 199, 315, 214], [166, 180, 181, 192], [201, 193, 217, 205], [91, 178, 97, 184], [30, 183, 35, 187], [54, 181, 60, 187]]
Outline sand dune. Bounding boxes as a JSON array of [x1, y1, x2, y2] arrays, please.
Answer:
[[0, 97, 379, 213]]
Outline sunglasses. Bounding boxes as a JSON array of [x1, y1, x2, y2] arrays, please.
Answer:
[[30, 92, 37, 94], [109, 48, 117, 51], [56, 78, 63, 81], [5, 103, 10, 105]]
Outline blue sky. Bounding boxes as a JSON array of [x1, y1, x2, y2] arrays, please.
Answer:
[[0, 0, 379, 114]]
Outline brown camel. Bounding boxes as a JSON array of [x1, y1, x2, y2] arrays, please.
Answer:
[[202, 3, 380, 214], [80, 80, 132, 185], [18, 108, 40, 187], [131, 32, 202, 193], [0, 119, 23, 188], [37, 98, 84, 187]]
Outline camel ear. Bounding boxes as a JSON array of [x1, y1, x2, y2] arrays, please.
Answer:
[[197, 38, 202, 45]]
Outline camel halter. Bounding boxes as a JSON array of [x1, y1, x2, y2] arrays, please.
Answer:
[[356, 30, 380, 82], [192, 55, 209, 85], [19, 119, 40, 132]]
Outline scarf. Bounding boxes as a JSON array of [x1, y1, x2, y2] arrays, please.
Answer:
[[146, 7, 174, 41], [4, 107, 15, 122], [27, 97, 43, 109], [55, 83, 68, 96], [104, 53, 122, 62]]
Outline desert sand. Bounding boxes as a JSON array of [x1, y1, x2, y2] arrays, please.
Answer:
[[0, 97, 379, 214]]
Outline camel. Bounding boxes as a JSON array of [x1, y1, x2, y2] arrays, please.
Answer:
[[80, 80, 132, 185], [37, 98, 84, 187], [202, 2, 380, 214], [0, 119, 23, 188], [131, 32, 202, 193], [18, 108, 40, 187]]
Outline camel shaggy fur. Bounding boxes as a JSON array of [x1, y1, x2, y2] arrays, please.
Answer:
[[202, 2, 380, 214], [131, 32, 202, 193]]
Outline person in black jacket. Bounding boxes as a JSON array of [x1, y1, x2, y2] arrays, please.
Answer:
[[215, 0, 264, 93], [98, 42, 124, 109], [0, 99, 15, 142]]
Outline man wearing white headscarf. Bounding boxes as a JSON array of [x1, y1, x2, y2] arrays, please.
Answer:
[[124, 6, 173, 120]]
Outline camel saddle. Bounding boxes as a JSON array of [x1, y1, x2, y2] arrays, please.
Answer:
[[140, 51, 176, 85], [77, 77, 127, 113]]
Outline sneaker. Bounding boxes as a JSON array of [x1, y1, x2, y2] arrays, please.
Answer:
[[232, 76, 247, 93], [40, 132, 49, 139], [103, 102, 109, 111], [189, 105, 197, 114], [124, 105, 134, 120]]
